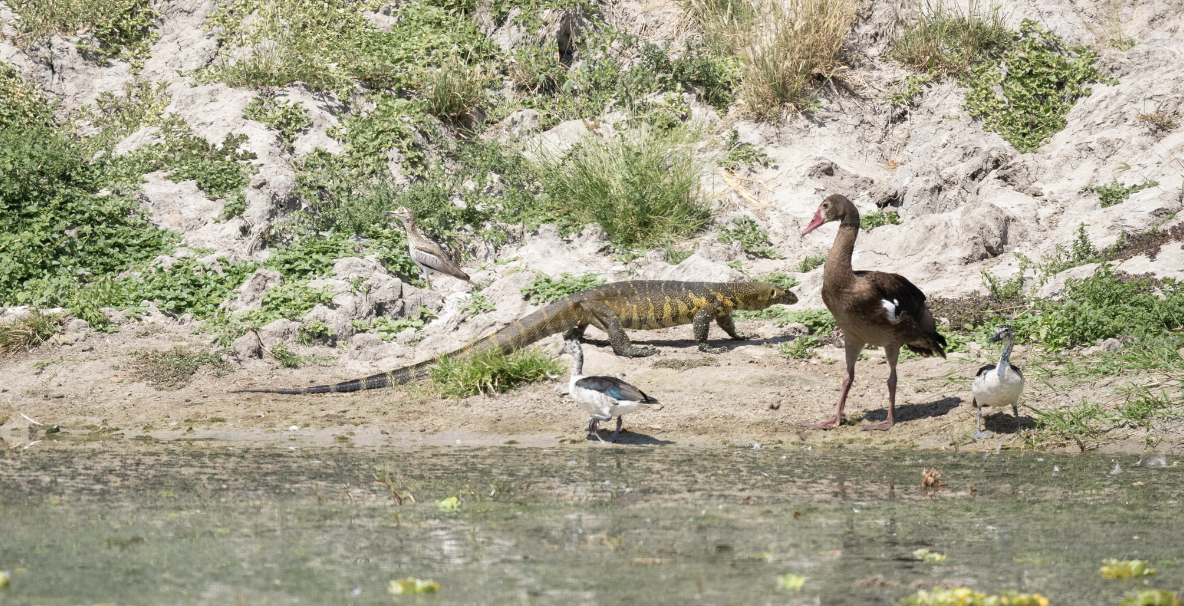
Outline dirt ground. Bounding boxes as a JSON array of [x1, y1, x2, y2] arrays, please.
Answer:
[[0, 315, 1176, 454]]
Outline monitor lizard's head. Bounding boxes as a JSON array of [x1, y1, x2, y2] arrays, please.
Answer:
[[736, 282, 798, 310]]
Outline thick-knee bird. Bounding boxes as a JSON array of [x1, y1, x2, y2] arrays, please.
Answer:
[[559, 338, 657, 443], [386, 206, 473, 289], [971, 325, 1024, 439], [800, 194, 947, 431]]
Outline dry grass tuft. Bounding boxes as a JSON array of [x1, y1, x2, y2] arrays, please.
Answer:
[[1136, 111, 1179, 134], [684, 0, 856, 121], [890, 0, 1011, 77], [0, 310, 64, 355]]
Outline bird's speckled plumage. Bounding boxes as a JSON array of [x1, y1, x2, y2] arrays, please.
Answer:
[[386, 206, 473, 288]]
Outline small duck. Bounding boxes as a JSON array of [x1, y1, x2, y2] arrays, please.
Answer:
[[558, 339, 658, 443], [971, 325, 1025, 439], [385, 206, 474, 289]]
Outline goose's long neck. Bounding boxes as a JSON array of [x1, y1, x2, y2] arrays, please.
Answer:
[[824, 221, 860, 290], [997, 339, 1014, 377]]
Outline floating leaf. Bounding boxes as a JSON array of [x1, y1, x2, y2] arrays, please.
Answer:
[[0, 570, 8, 590], [389, 577, 440, 595], [776, 573, 806, 591], [1101, 559, 1156, 579], [900, 587, 1048, 606], [1120, 589, 1183, 606], [436, 496, 460, 512], [914, 548, 948, 563]]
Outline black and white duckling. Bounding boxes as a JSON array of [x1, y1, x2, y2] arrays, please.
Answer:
[[559, 339, 658, 443], [971, 325, 1025, 439]]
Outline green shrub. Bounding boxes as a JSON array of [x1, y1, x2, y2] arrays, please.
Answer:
[[964, 20, 1114, 152], [269, 342, 302, 368], [264, 233, 362, 280], [74, 79, 171, 156], [430, 348, 565, 398], [129, 346, 229, 389], [533, 127, 711, 248], [890, 0, 1010, 76], [1016, 265, 1184, 349], [0, 126, 173, 307], [7, 0, 160, 70], [860, 210, 902, 230], [761, 272, 800, 290], [779, 335, 819, 358], [521, 272, 606, 304], [717, 216, 779, 258], [0, 63, 54, 129], [717, 129, 772, 171], [795, 254, 826, 272], [243, 96, 312, 150], [198, 0, 498, 95], [1083, 179, 1159, 208]]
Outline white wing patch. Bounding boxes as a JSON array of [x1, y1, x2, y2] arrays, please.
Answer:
[[881, 299, 900, 321]]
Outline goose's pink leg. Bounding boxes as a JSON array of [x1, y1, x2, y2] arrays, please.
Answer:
[[863, 345, 900, 431], [805, 341, 862, 430]]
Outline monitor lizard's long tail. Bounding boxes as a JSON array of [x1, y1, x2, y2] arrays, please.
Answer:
[[229, 357, 438, 394]]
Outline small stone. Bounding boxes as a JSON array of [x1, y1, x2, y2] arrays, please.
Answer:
[[66, 318, 89, 332], [1099, 338, 1123, 353], [234, 333, 263, 359]]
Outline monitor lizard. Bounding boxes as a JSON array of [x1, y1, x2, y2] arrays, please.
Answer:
[[231, 280, 798, 395]]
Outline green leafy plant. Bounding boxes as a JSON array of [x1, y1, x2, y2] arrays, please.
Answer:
[[0, 62, 54, 129], [1083, 178, 1159, 208], [420, 54, 490, 123], [430, 348, 565, 398], [761, 272, 800, 290], [73, 79, 171, 156], [861, 210, 902, 230], [521, 272, 606, 304], [459, 294, 494, 315], [899, 587, 1048, 606], [1, 126, 174, 308], [717, 128, 773, 171], [129, 346, 229, 389], [964, 20, 1115, 152], [795, 254, 827, 273], [7, 0, 161, 70], [889, 72, 933, 107], [269, 342, 302, 368], [718, 216, 779, 258], [297, 319, 334, 344], [779, 335, 819, 359], [243, 96, 312, 150]]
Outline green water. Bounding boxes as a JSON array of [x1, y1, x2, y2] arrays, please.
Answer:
[[1, 442, 1182, 605]]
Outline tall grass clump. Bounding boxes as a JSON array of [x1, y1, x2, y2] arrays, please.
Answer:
[[890, 0, 1011, 76], [533, 127, 711, 249], [430, 349, 565, 398], [0, 310, 64, 355], [420, 55, 490, 124], [738, 0, 855, 120], [680, 0, 759, 55]]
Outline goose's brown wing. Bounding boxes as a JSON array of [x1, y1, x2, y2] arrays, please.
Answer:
[[411, 237, 473, 284], [856, 270, 946, 357]]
